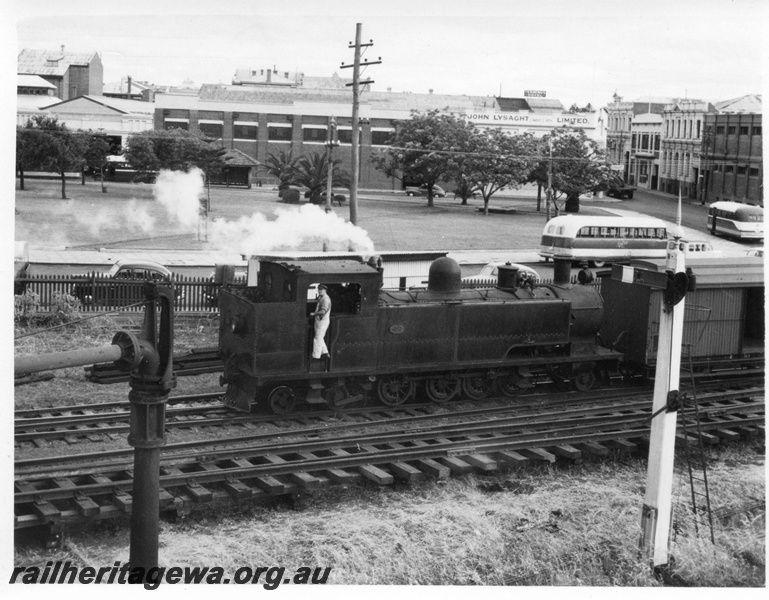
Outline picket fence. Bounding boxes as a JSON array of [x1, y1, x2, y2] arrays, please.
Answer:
[[15, 273, 246, 315]]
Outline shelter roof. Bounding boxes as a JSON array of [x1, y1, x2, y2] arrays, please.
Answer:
[[223, 148, 260, 167], [17, 74, 56, 89]]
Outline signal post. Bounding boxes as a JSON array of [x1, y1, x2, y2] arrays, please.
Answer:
[[611, 226, 694, 568]]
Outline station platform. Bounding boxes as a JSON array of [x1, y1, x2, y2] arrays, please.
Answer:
[[24, 247, 541, 278]]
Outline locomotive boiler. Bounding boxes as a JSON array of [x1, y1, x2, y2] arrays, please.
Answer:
[[218, 256, 621, 413]]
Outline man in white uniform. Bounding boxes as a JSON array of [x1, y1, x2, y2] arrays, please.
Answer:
[[310, 284, 331, 359]]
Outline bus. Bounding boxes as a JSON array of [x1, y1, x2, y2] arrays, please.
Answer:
[[539, 215, 669, 267], [707, 201, 763, 241]]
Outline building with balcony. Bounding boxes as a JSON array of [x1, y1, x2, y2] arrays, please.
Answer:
[[659, 99, 717, 199], [628, 113, 662, 191], [604, 93, 672, 184], [701, 103, 762, 206]]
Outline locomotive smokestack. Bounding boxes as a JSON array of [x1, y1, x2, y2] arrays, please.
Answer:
[[553, 259, 572, 285], [427, 257, 462, 293]]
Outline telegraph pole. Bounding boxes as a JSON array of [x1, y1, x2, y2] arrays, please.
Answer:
[[325, 117, 338, 215], [546, 135, 553, 221], [341, 23, 380, 226]]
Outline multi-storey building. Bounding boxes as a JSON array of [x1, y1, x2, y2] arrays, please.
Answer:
[[152, 84, 602, 190], [604, 93, 672, 184], [659, 99, 717, 199], [701, 108, 762, 206], [628, 113, 662, 191], [17, 47, 103, 101]]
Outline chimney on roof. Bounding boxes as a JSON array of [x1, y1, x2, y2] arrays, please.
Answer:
[[429, 89, 433, 94], [127, 76, 132, 95], [61, 45, 65, 53]]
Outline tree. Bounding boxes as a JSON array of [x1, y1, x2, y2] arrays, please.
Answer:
[[528, 127, 611, 215], [568, 103, 594, 113], [262, 148, 298, 191], [370, 108, 476, 207], [15, 126, 47, 191], [459, 128, 537, 215], [292, 151, 351, 197], [82, 132, 112, 193], [124, 129, 227, 181], [20, 116, 87, 199], [452, 175, 480, 205]]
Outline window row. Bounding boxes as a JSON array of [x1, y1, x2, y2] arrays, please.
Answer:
[[665, 118, 701, 139], [577, 226, 666, 239], [164, 120, 394, 145], [711, 164, 761, 177], [714, 125, 762, 136]]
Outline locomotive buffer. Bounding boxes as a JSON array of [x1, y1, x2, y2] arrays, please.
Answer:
[[612, 220, 695, 568]]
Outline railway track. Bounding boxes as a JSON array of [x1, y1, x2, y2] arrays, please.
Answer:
[[15, 374, 763, 447], [14, 386, 764, 530]]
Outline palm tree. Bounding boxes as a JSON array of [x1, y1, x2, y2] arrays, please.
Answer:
[[262, 149, 298, 191], [292, 151, 351, 195]]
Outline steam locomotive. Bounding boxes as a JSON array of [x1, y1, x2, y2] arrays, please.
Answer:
[[218, 256, 622, 413]]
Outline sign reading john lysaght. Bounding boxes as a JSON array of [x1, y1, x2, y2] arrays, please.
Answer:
[[524, 90, 547, 97], [460, 110, 600, 141]]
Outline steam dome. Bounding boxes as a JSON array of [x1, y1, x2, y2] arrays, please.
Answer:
[[427, 257, 462, 293]]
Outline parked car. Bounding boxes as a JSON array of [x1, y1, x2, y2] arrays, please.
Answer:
[[404, 184, 447, 198], [461, 262, 541, 285], [605, 182, 636, 199], [72, 259, 178, 306]]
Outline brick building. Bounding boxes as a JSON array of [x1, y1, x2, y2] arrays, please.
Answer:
[[701, 110, 763, 206], [152, 83, 601, 190]]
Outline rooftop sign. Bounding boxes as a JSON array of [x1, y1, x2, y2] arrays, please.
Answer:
[[464, 111, 597, 129]]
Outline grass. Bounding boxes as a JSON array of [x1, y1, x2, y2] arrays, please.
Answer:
[[13, 447, 765, 586], [15, 178, 600, 253]]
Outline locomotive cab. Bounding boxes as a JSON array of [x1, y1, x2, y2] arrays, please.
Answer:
[[219, 259, 383, 411]]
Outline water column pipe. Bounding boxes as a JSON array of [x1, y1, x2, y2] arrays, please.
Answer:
[[14, 282, 176, 584]]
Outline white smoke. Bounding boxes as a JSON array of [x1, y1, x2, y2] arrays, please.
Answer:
[[82, 200, 156, 237], [209, 203, 375, 254], [65, 168, 374, 253], [153, 168, 205, 229]]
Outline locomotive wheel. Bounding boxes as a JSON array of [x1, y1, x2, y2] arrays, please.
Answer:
[[377, 377, 415, 406], [424, 376, 460, 403], [268, 386, 296, 414], [496, 374, 521, 397], [461, 375, 492, 400], [573, 370, 596, 392]]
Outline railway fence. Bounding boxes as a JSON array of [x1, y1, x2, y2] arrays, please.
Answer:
[[14, 273, 247, 316], [15, 273, 593, 317]]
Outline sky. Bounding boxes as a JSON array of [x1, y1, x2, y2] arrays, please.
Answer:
[[4, 0, 767, 109]]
